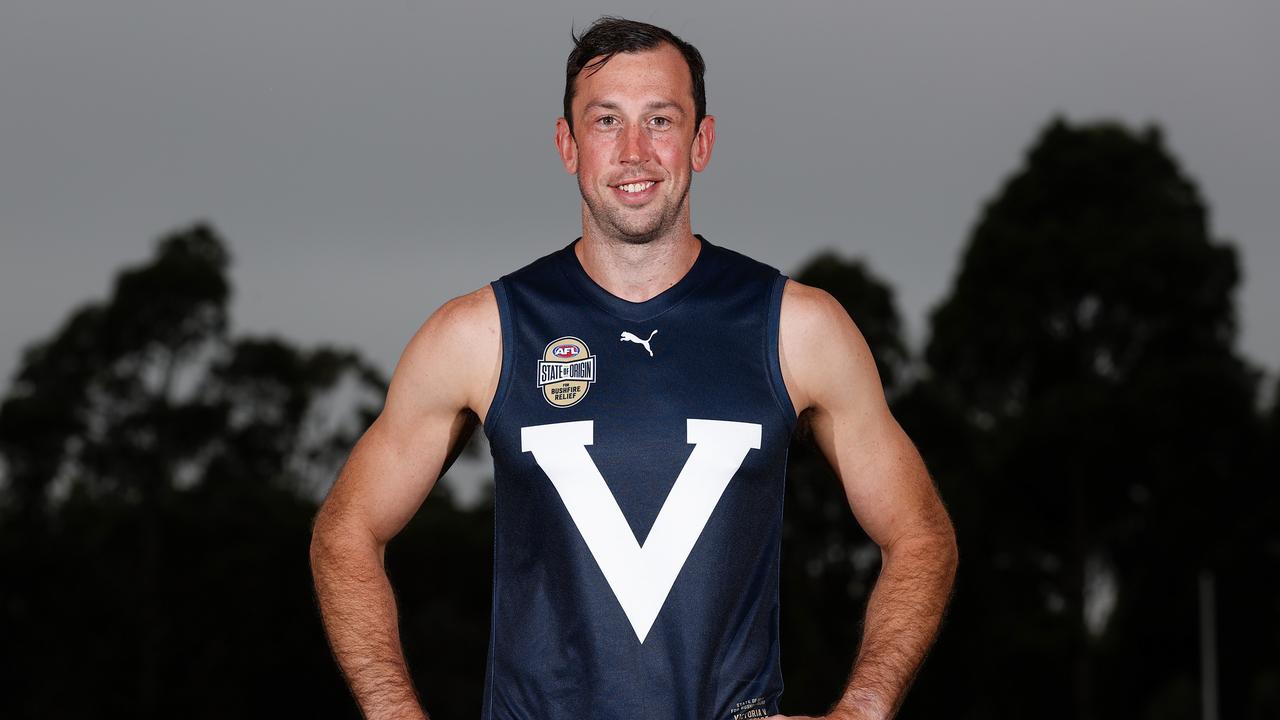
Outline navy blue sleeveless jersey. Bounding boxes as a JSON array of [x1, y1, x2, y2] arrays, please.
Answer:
[[480, 234, 799, 720]]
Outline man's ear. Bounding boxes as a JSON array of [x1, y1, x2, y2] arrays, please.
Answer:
[[691, 114, 716, 173], [555, 117, 578, 174]]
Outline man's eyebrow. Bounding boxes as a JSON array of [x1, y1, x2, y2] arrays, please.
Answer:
[[583, 99, 686, 114]]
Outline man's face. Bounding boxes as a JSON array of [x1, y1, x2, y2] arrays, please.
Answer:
[[555, 42, 715, 245]]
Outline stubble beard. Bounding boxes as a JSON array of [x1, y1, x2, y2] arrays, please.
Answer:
[[579, 175, 690, 246]]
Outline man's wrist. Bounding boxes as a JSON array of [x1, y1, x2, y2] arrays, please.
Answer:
[[828, 693, 891, 720]]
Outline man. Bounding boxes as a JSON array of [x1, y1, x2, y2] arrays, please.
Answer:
[[310, 16, 957, 720]]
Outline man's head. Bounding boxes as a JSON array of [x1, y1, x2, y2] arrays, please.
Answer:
[[555, 16, 716, 245], [562, 17, 707, 140]]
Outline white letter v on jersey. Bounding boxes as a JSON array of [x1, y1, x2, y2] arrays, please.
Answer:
[[521, 419, 762, 644]]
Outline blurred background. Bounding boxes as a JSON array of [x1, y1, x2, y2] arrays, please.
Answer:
[[1, 1, 1276, 718]]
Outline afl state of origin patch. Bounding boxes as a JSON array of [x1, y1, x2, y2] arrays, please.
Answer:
[[536, 336, 596, 408]]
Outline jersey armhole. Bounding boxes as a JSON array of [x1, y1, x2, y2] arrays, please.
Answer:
[[765, 272, 798, 431], [482, 278, 516, 441]]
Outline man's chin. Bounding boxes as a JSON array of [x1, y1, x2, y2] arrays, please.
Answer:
[[583, 195, 673, 243], [602, 214, 666, 244]]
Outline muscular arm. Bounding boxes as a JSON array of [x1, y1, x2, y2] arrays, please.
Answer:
[[309, 286, 500, 720], [773, 279, 958, 720]]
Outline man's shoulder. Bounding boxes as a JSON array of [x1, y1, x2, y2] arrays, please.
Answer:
[[429, 284, 500, 344], [778, 277, 853, 369], [392, 284, 501, 418], [404, 285, 500, 376], [778, 277, 878, 415], [779, 277, 844, 327]]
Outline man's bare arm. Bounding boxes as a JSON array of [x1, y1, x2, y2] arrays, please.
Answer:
[[309, 286, 499, 720], [771, 279, 958, 720]]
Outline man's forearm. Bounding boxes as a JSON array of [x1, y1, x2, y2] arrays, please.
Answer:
[[310, 520, 428, 720], [828, 532, 958, 720]]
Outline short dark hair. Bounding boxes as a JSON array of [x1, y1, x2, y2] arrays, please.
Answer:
[[563, 16, 707, 138]]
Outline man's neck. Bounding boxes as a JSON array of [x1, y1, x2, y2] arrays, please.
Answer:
[[576, 225, 702, 304]]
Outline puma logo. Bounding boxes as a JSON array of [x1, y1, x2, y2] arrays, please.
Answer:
[[620, 329, 657, 357]]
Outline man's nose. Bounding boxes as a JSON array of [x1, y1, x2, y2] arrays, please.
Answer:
[[619, 123, 652, 164]]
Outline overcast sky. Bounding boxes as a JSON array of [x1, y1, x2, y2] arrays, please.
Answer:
[[3, 2, 1277, 446]]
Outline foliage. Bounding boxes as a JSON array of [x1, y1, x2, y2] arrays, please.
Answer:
[[908, 116, 1267, 719], [0, 222, 389, 718]]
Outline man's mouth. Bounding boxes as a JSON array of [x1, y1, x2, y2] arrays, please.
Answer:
[[615, 181, 655, 193], [610, 179, 660, 203]]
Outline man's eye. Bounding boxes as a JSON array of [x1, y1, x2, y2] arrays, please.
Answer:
[[597, 116, 618, 127], [651, 117, 672, 128]]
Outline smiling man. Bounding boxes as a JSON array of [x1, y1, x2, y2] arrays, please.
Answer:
[[310, 16, 957, 720]]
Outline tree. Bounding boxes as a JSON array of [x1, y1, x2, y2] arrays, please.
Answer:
[[916, 116, 1263, 719], [0, 222, 391, 718]]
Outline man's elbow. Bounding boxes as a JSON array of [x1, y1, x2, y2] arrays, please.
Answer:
[[925, 510, 959, 571], [920, 494, 959, 574], [309, 501, 382, 576], [885, 516, 958, 579], [309, 504, 338, 575], [939, 522, 959, 582]]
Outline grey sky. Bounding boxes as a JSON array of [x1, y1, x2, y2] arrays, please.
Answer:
[[3, 1, 1277, 426]]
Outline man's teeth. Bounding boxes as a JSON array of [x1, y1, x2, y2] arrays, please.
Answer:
[[618, 181, 655, 193]]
